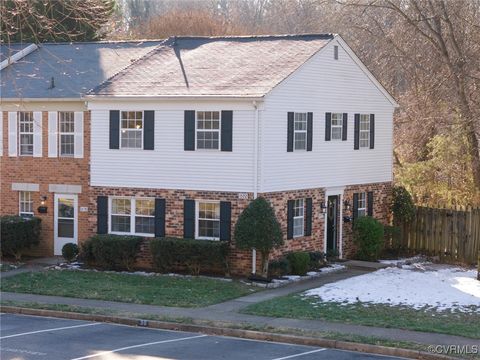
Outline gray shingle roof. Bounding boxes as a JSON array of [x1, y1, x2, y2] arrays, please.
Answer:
[[1, 41, 162, 99], [89, 34, 335, 98]]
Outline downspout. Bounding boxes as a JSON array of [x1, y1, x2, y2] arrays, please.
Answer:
[[252, 101, 259, 274]]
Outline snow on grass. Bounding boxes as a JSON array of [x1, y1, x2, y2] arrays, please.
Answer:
[[304, 265, 480, 312]]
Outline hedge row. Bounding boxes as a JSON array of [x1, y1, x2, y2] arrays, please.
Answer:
[[0, 216, 41, 260]]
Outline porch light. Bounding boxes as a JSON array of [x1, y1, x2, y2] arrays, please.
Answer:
[[40, 195, 47, 206], [38, 195, 48, 214], [343, 200, 351, 211], [320, 202, 327, 214]]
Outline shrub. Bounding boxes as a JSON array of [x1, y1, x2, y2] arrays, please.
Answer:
[[62, 243, 79, 262], [392, 186, 416, 224], [353, 216, 385, 261], [234, 197, 283, 277], [308, 251, 326, 270], [81, 235, 142, 271], [150, 237, 229, 275], [268, 258, 290, 278], [0, 216, 41, 260], [286, 252, 310, 275]]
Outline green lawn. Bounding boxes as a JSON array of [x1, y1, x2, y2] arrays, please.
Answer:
[[242, 294, 480, 339], [1, 270, 258, 307]]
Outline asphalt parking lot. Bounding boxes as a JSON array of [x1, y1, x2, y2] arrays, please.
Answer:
[[0, 313, 407, 360]]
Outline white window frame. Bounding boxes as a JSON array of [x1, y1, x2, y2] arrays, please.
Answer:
[[58, 111, 75, 157], [293, 198, 304, 238], [18, 111, 34, 156], [19, 191, 34, 217], [331, 113, 343, 140], [108, 197, 155, 237], [120, 111, 144, 149], [195, 200, 220, 240], [196, 111, 221, 151], [359, 114, 370, 148], [293, 112, 307, 151], [357, 192, 367, 217]]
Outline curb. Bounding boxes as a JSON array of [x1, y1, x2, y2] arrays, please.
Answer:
[[0, 306, 454, 360]]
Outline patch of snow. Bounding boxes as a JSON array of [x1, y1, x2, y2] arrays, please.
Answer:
[[304, 265, 480, 312], [379, 256, 427, 265], [320, 264, 346, 273]]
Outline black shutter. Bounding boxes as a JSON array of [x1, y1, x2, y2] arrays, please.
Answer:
[[97, 196, 108, 234], [154, 198, 166, 237], [342, 113, 348, 141], [307, 112, 313, 151], [143, 110, 155, 150], [109, 110, 119, 149], [305, 198, 312, 236], [287, 112, 294, 152], [352, 193, 359, 222], [367, 191, 374, 217], [287, 200, 294, 239], [354, 114, 360, 150], [184, 110, 195, 151], [325, 112, 331, 141], [220, 201, 231, 241], [369, 114, 375, 149], [221, 110, 233, 152], [183, 199, 195, 238]]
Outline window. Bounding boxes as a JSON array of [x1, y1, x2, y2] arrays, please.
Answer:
[[19, 191, 33, 217], [293, 199, 304, 237], [294, 112, 307, 150], [196, 111, 220, 150], [59, 112, 75, 156], [357, 192, 367, 217], [110, 197, 155, 235], [359, 114, 370, 148], [18, 112, 34, 156], [197, 201, 220, 239], [331, 113, 343, 140], [121, 111, 143, 149]]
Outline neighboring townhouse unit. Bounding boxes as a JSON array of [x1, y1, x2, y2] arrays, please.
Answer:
[[86, 34, 398, 275], [1, 34, 398, 275], [0, 40, 162, 255]]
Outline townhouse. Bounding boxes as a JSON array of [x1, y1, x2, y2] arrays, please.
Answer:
[[1, 34, 398, 275]]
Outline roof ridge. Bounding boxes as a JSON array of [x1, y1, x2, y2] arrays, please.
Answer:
[[1, 39, 166, 46], [167, 33, 336, 41]]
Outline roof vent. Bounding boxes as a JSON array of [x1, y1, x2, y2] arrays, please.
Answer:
[[48, 77, 55, 89]]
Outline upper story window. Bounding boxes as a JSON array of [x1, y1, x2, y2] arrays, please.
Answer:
[[59, 112, 75, 157], [19, 191, 34, 217], [18, 112, 34, 156], [294, 112, 307, 150], [121, 111, 143, 149], [357, 192, 367, 217], [331, 113, 343, 140], [196, 111, 220, 150], [293, 198, 304, 237], [196, 201, 220, 239], [110, 197, 154, 236], [359, 114, 370, 148]]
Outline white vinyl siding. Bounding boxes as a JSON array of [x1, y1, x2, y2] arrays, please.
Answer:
[[196, 201, 220, 240], [331, 113, 343, 140], [293, 199, 304, 237], [19, 191, 34, 217], [59, 111, 75, 157], [196, 111, 220, 150], [18, 112, 34, 156], [359, 114, 370, 148], [357, 192, 367, 217], [121, 111, 143, 149], [109, 197, 154, 236], [293, 112, 307, 151]]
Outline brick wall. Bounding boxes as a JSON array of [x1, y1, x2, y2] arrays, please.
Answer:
[[0, 111, 90, 256]]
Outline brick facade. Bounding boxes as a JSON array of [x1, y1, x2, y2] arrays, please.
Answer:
[[0, 111, 90, 256]]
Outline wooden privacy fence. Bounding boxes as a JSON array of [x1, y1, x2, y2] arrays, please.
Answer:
[[399, 206, 480, 264]]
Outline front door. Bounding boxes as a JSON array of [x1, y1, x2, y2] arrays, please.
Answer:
[[54, 194, 78, 255], [326, 195, 338, 254]]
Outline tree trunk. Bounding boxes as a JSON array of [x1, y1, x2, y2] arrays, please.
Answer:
[[260, 251, 269, 278], [465, 120, 480, 190]]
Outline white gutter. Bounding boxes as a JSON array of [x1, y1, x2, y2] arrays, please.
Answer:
[[0, 44, 38, 71], [84, 95, 265, 101]]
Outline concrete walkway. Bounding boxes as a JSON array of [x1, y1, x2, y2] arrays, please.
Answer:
[[1, 266, 477, 348]]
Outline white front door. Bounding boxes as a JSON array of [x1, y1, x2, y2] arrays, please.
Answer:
[[54, 194, 78, 255]]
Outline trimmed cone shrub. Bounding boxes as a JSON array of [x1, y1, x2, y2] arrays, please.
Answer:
[[62, 243, 79, 262], [150, 237, 229, 275], [353, 216, 385, 261], [234, 197, 283, 278], [81, 235, 142, 271], [268, 258, 290, 278], [287, 251, 310, 275], [0, 216, 41, 260]]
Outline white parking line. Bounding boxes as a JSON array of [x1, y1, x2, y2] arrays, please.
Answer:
[[0, 323, 100, 339], [69, 334, 208, 360], [271, 348, 327, 360]]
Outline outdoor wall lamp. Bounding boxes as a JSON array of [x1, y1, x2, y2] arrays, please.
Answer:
[[38, 195, 48, 214], [320, 202, 327, 214], [343, 200, 351, 211]]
